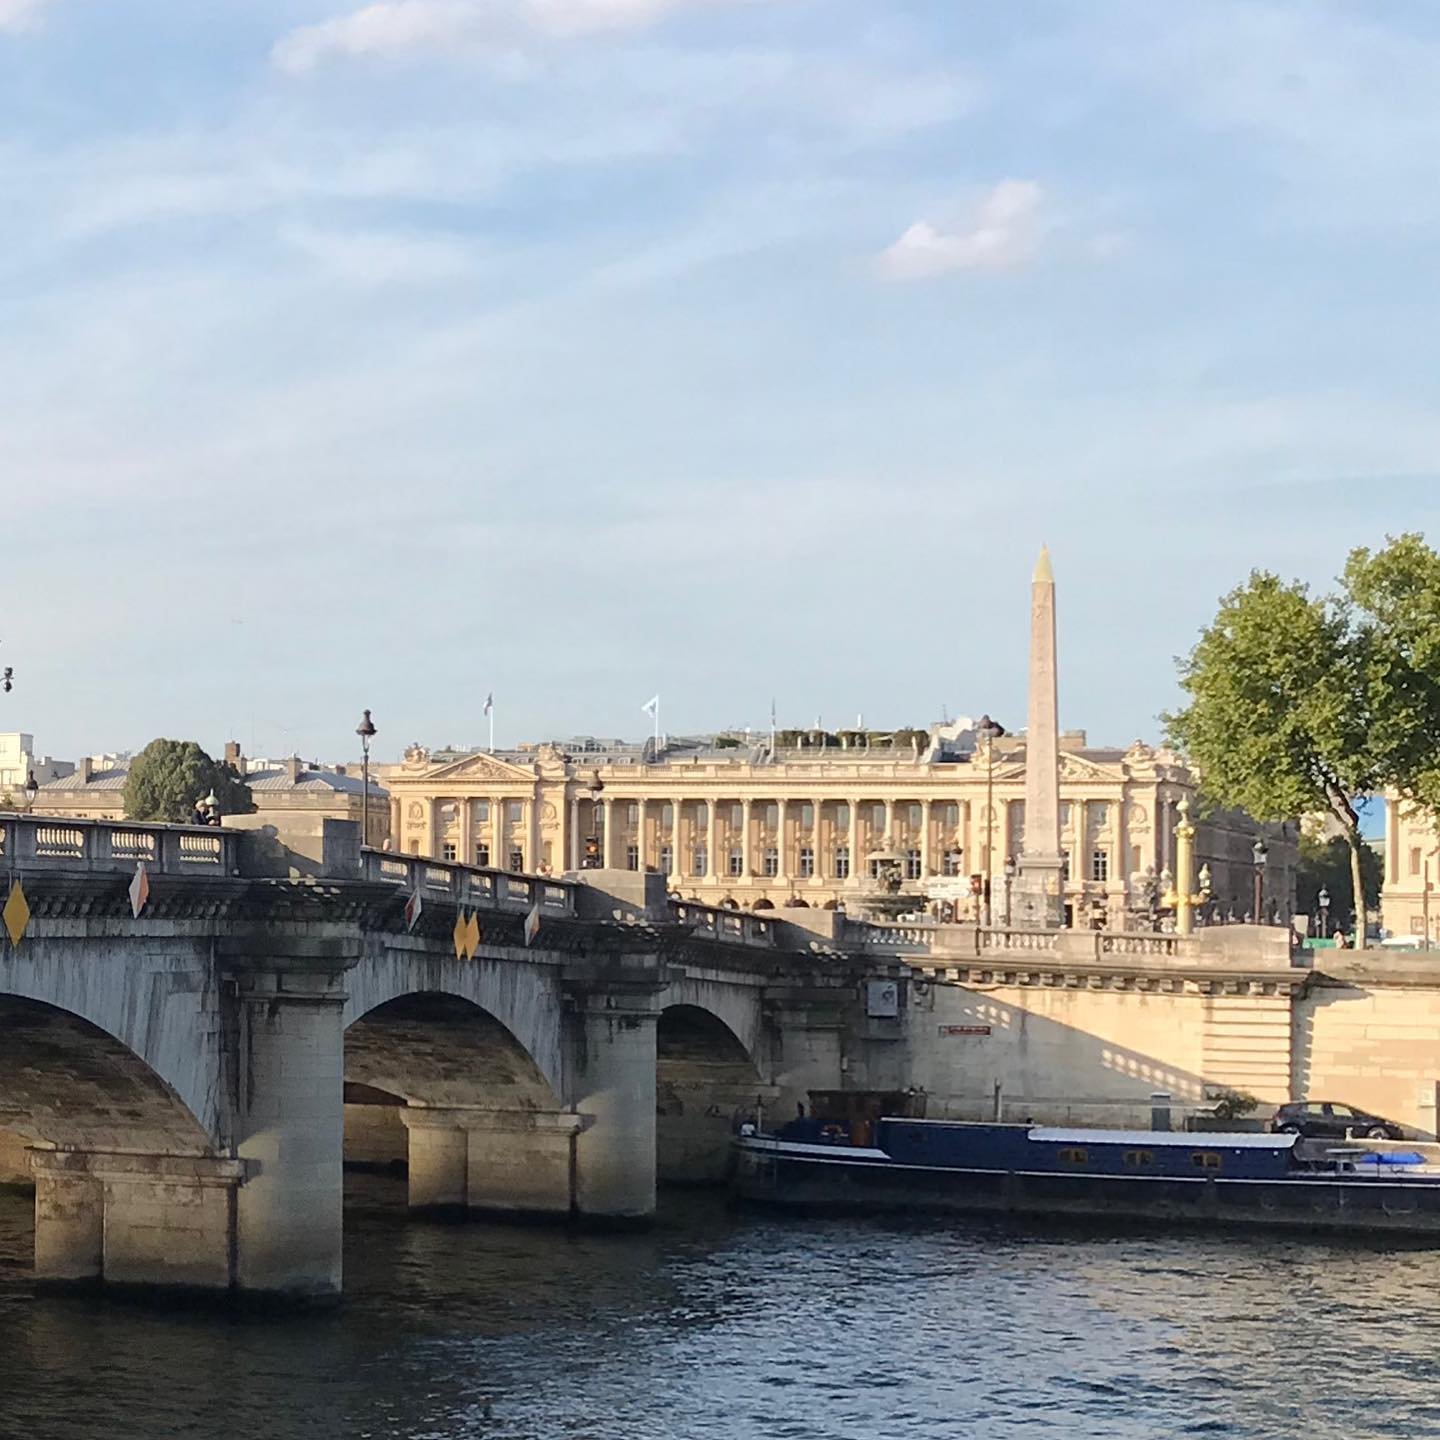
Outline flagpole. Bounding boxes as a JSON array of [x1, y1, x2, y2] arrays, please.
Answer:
[[489, 706, 495, 754], [654, 696, 661, 751]]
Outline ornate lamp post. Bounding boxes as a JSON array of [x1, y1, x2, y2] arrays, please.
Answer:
[[202, 788, 219, 826], [356, 709, 377, 847], [1003, 853, 1016, 927], [1252, 837, 1268, 924], [1165, 798, 1213, 935], [1317, 886, 1330, 944], [584, 774, 605, 867], [21, 770, 37, 815], [975, 715, 1005, 927]]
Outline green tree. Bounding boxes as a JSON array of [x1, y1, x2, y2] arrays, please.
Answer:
[[1165, 573, 1383, 946], [1295, 832, 1382, 934], [122, 739, 253, 823]]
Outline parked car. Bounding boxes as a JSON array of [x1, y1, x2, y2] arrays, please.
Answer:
[[1271, 1100, 1404, 1140]]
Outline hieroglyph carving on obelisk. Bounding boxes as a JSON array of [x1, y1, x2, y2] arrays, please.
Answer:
[[1014, 546, 1065, 927]]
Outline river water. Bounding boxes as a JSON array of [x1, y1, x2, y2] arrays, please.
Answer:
[[1, 1175, 1438, 1439]]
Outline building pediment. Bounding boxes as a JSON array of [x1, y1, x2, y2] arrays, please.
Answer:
[[421, 753, 536, 784], [1059, 754, 1121, 783]]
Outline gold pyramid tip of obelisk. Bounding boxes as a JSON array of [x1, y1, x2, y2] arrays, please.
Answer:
[[1033, 544, 1053, 584]]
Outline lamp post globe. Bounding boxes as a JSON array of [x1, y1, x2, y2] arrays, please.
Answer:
[[356, 710, 377, 847], [1251, 838, 1268, 925]]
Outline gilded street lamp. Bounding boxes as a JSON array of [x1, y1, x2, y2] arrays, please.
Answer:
[[975, 715, 1005, 927], [1164, 798, 1212, 936], [356, 709, 377, 848]]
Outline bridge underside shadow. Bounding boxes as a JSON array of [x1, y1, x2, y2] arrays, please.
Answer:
[[656, 1004, 768, 1186], [0, 997, 237, 1292], [344, 993, 577, 1219]]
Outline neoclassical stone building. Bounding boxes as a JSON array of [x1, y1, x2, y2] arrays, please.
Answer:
[[1381, 795, 1438, 940], [383, 729, 1296, 926]]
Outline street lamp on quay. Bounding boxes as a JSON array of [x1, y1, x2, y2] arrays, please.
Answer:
[[1252, 837, 1268, 924], [356, 709, 377, 848], [1317, 886, 1331, 944], [975, 714, 1006, 927], [1003, 853, 1016, 927], [21, 770, 37, 815]]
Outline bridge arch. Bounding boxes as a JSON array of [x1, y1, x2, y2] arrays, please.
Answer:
[[656, 1002, 768, 1185]]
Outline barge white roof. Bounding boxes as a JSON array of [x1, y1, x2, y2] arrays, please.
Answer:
[[1025, 1127, 1298, 1150]]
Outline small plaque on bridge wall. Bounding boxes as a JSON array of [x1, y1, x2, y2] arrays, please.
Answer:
[[939, 1024, 992, 1037], [866, 980, 899, 1018]]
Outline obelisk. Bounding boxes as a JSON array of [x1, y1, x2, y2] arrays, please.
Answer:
[[1014, 546, 1065, 927]]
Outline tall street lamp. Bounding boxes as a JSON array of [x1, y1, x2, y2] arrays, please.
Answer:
[[975, 715, 1005, 927], [22, 770, 37, 815], [1003, 853, 1016, 928], [356, 709, 377, 848], [1252, 837, 1268, 924], [1318, 885, 1330, 943]]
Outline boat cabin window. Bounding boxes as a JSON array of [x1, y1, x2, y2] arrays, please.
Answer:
[[1191, 1151, 1223, 1170], [1058, 1147, 1088, 1165], [1123, 1150, 1154, 1167]]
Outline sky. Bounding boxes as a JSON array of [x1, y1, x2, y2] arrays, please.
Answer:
[[3, 1, 1440, 764]]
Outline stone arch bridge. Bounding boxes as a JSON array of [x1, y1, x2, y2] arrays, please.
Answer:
[[0, 816, 896, 1303]]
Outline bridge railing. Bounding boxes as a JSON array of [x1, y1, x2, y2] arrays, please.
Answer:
[[360, 849, 578, 917], [0, 813, 240, 875], [672, 900, 776, 947]]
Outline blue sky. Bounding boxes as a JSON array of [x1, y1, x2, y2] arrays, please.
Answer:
[[3, 1, 1439, 763]]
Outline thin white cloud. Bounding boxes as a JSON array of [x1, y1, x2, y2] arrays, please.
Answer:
[[877, 180, 1043, 281], [282, 223, 482, 286], [0, 0, 52, 32], [273, 0, 770, 72]]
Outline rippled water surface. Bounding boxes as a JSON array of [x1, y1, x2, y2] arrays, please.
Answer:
[[2, 1176, 1439, 1439]]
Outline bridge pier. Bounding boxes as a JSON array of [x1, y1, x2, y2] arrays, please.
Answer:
[[32, 1151, 247, 1293], [568, 985, 662, 1222], [223, 935, 357, 1304], [400, 1107, 586, 1217], [767, 997, 847, 1120]]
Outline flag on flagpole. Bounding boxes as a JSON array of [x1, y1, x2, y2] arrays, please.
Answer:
[[523, 902, 541, 947], [483, 693, 493, 715], [128, 862, 150, 920], [641, 695, 659, 718], [404, 887, 424, 932]]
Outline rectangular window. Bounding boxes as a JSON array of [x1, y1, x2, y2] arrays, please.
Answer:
[[904, 848, 922, 880], [507, 800, 523, 824], [868, 857, 881, 880], [474, 800, 489, 822], [799, 847, 815, 878], [509, 847, 524, 872], [693, 846, 707, 877], [1059, 1148, 1088, 1165], [1130, 845, 1142, 876], [626, 844, 640, 871], [1191, 1152, 1222, 1170], [728, 847, 744, 877], [441, 842, 457, 862], [1061, 850, 1071, 882], [1411, 847, 1423, 877], [1090, 803, 1109, 827], [763, 847, 779, 878], [1091, 849, 1109, 882], [835, 846, 851, 880], [942, 849, 963, 877], [659, 844, 673, 874], [474, 843, 490, 867], [1123, 1150, 1154, 1168]]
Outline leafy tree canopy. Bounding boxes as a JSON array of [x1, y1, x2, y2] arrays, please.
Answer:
[[122, 739, 253, 823], [1295, 833, 1382, 932]]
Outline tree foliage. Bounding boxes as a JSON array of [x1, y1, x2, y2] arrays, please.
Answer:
[[122, 739, 253, 823], [1167, 537, 1440, 948]]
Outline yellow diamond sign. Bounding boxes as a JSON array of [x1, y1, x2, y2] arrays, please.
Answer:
[[465, 911, 481, 958], [453, 911, 468, 959], [3, 881, 31, 947]]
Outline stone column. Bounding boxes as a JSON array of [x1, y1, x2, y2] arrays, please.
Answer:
[[222, 933, 357, 1302], [812, 799, 825, 879], [1015, 546, 1065, 926], [601, 796, 615, 868], [775, 798, 789, 883], [492, 796, 504, 869], [670, 799, 684, 887], [741, 798, 753, 878], [705, 801, 718, 881], [848, 799, 860, 883], [423, 797, 436, 858], [883, 799, 895, 849], [389, 796, 402, 849], [569, 796, 581, 871], [921, 799, 932, 876], [635, 798, 646, 870], [566, 977, 664, 1221]]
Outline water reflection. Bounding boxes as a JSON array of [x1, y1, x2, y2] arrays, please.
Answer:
[[0, 1175, 1437, 1439]]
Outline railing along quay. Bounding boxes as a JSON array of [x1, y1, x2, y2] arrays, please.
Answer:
[[360, 848, 577, 917], [671, 900, 776, 947], [0, 813, 239, 875]]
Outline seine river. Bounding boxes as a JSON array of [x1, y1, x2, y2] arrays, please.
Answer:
[[1, 1176, 1438, 1439]]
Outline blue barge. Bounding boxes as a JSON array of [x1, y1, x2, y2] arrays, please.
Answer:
[[733, 1118, 1440, 1236]]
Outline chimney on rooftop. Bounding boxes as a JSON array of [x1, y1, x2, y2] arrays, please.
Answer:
[[223, 740, 243, 772], [79, 756, 92, 784], [286, 755, 303, 785]]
